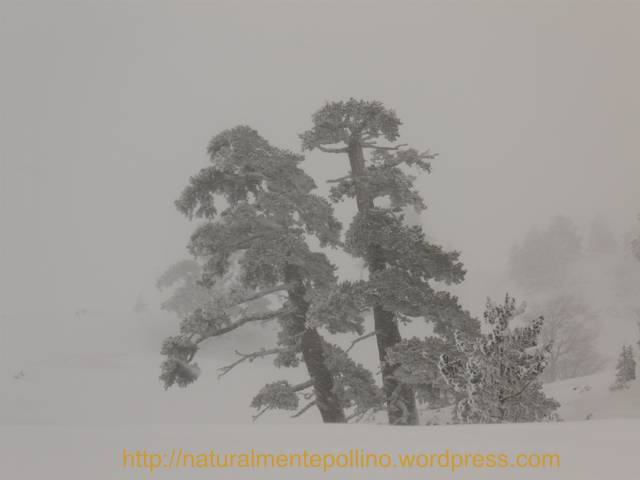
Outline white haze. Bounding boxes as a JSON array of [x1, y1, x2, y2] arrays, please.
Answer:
[[1, 1, 639, 421]]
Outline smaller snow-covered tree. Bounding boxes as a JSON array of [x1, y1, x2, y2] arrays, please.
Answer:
[[610, 345, 636, 391], [531, 294, 605, 382], [509, 216, 582, 294], [438, 294, 559, 424], [133, 294, 147, 314]]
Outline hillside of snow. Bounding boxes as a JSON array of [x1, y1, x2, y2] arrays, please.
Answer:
[[415, 372, 640, 425], [2, 310, 640, 478], [546, 372, 640, 421]]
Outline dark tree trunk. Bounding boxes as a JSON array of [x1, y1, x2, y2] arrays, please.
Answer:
[[285, 265, 346, 423], [347, 140, 418, 426], [300, 328, 345, 423]]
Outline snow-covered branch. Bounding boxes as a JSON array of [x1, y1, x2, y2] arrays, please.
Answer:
[[361, 142, 408, 151], [252, 407, 271, 421], [292, 379, 314, 392], [317, 145, 349, 154], [218, 347, 288, 378], [326, 174, 352, 184], [196, 308, 291, 344], [228, 283, 294, 308], [291, 400, 317, 418]]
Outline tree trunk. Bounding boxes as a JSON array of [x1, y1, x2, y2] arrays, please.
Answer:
[[347, 140, 418, 426], [285, 265, 346, 423], [300, 328, 345, 423]]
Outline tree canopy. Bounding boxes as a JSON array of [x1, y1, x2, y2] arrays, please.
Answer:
[[160, 126, 380, 422]]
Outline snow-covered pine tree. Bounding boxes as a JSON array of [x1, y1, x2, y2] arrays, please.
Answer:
[[159, 126, 381, 423], [610, 345, 636, 390], [624, 345, 636, 380], [509, 216, 583, 295], [300, 99, 466, 425], [532, 294, 605, 383], [133, 294, 147, 314], [439, 294, 559, 423]]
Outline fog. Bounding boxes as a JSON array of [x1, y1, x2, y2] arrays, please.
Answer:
[[1, 2, 639, 371]]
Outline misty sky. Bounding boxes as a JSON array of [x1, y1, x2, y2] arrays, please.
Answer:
[[1, 1, 639, 316]]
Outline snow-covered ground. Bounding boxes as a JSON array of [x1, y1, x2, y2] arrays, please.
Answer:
[[7, 309, 636, 427], [0, 309, 308, 425], [417, 371, 640, 425], [546, 372, 640, 421], [2, 310, 639, 478], [1, 419, 638, 479]]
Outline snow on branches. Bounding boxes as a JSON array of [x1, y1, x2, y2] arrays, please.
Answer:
[[438, 294, 560, 424], [160, 126, 378, 423]]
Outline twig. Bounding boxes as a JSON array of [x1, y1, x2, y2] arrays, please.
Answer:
[[291, 400, 317, 418], [218, 348, 285, 378], [326, 174, 352, 184], [346, 406, 383, 423], [292, 379, 314, 392], [345, 331, 376, 353], [361, 142, 408, 151], [317, 145, 348, 154], [500, 380, 535, 403], [228, 283, 295, 308], [196, 307, 292, 344], [252, 407, 270, 422]]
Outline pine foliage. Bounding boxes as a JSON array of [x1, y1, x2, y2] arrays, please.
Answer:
[[160, 126, 380, 422], [610, 345, 636, 391], [300, 99, 469, 424], [438, 294, 560, 423]]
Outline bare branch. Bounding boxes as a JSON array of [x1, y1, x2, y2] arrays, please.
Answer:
[[291, 400, 317, 418], [360, 133, 375, 142], [252, 407, 270, 422], [228, 283, 295, 308], [218, 347, 287, 378], [346, 411, 360, 422], [317, 145, 349, 154], [196, 307, 292, 344], [500, 380, 535, 403], [361, 142, 408, 151], [346, 406, 383, 423], [345, 331, 376, 353], [292, 379, 314, 392], [326, 174, 352, 184]]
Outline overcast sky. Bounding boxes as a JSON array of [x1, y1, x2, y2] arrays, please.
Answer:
[[1, 1, 639, 316]]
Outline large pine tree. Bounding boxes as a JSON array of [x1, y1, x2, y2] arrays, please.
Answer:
[[301, 99, 466, 425], [159, 126, 380, 423]]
